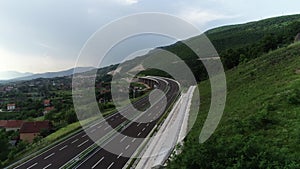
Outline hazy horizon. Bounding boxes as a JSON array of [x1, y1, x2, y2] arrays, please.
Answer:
[[0, 0, 299, 74]]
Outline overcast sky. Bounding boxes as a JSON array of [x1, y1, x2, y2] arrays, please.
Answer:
[[0, 0, 299, 73]]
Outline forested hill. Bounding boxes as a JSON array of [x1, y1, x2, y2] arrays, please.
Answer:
[[156, 14, 300, 81], [166, 15, 300, 169], [206, 14, 300, 52], [167, 38, 300, 169]]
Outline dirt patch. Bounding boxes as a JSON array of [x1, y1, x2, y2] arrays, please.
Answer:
[[295, 69, 300, 74]]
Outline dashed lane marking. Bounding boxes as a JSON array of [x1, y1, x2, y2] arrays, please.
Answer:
[[120, 136, 127, 142], [27, 162, 37, 169], [71, 139, 79, 144], [77, 139, 89, 147], [42, 163, 52, 169], [117, 153, 123, 159], [91, 157, 104, 169], [59, 145, 68, 151], [44, 153, 55, 160], [107, 162, 114, 169]]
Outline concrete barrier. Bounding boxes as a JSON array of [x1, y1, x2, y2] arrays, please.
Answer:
[[135, 86, 196, 169]]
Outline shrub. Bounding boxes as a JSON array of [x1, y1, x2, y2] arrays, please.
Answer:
[[288, 89, 300, 105]]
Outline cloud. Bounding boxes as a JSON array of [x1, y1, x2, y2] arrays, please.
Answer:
[[179, 8, 238, 27], [0, 47, 72, 73], [102, 0, 139, 5], [124, 0, 139, 4]]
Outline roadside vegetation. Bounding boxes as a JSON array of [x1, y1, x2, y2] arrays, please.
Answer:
[[167, 42, 300, 168]]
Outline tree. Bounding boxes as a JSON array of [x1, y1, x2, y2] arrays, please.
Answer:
[[260, 34, 278, 53], [222, 49, 240, 69], [64, 109, 78, 124], [0, 130, 10, 161]]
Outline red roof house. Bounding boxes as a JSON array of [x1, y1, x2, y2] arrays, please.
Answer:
[[0, 120, 24, 131], [43, 106, 55, 115], [0, 120, 7, 129], [20, 121, 52, 143], [44, 99, 51, 107]]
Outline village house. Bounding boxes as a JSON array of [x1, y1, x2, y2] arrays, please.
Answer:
[[43, 99, 51, 107], [7, 103, 16, 111], [5, 86, 14, 92], [43, 106, 55, 115], [0, 120, 24, 131], [20, 121, 52, 143], [0, 120, 6, 129]]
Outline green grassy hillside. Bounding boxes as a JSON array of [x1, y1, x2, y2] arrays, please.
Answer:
[[167, 43, 300, 168]]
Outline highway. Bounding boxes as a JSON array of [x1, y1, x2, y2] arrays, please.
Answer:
[[11, 77, 179, 169], [74, 78, 180, 169]]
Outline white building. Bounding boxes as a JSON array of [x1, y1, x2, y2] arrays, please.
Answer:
[[7, 104, 16, 111]]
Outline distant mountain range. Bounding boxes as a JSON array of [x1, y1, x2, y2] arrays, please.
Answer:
[[0, 67, 95, 82], [0, 71, 33, 80]]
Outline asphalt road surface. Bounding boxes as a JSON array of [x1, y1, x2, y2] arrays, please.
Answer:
[[74, 77, 180, 169], [12, 77, 179, 169]]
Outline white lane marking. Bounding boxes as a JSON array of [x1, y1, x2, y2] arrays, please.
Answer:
[[137, 123, 141, 127], [71, 139, 79, 144], [120, 136, 127, 142], [137, 132, 141, 136], [146, 123, 150, 127], [91, 157, 104, 169], [42, 163, 52, 169], [44, 153, 55, 160], [107, 162, 114, 169], [97, 125, 102, 129], [125, 145, 130, 150], [59, 145, 68, 151], [77, 139, 89, 147], [142, 127, 146, 131], [117, 153, 123, 159], [27, 162, 37, 169], [104, 126, 110, 131], [132, 138, 136, 143], [13, 112, 123, 169], [90, 129, 96, 133], [82, 134, 87, 138], [89, 123, 98, 128]]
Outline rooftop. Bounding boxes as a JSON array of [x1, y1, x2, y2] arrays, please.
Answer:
[[0, 120, 24, 128], [20, 121, 51, 133]]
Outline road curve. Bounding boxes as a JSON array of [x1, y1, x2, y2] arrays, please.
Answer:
[[11, 77, 176, 169], [74, 77, 180, 169]]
